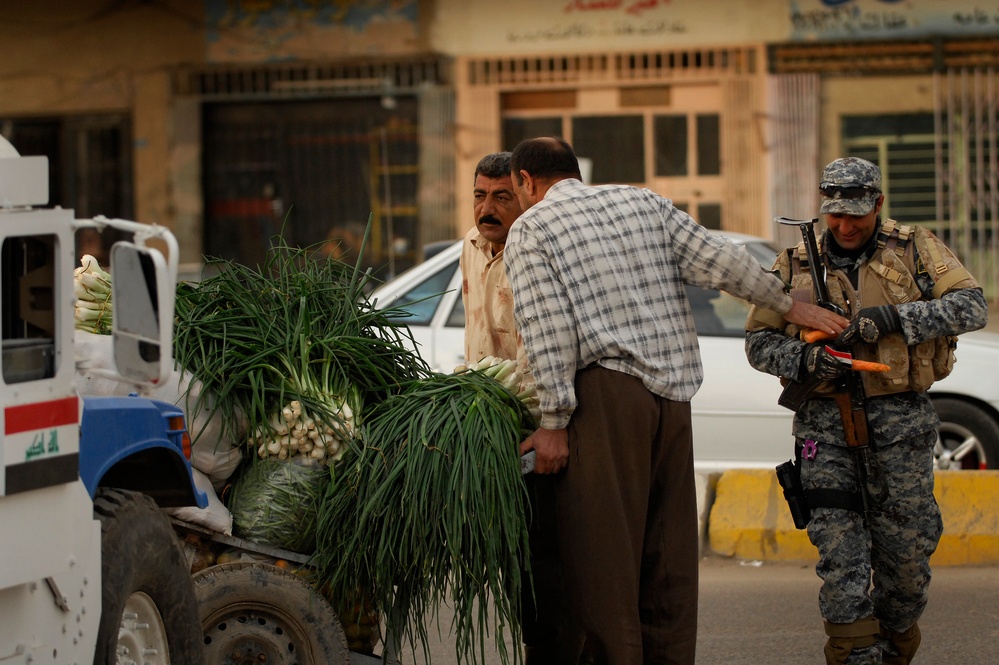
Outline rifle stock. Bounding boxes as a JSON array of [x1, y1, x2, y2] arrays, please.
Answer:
[[778, 374, 823, 412]]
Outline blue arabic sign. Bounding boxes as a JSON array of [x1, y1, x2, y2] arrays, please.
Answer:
[[791, 0, 999, 40]]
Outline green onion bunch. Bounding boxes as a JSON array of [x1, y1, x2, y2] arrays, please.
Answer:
[[173, 235, 430, 451], [314, 369, 536, 665], [74, 254, 113, 334]]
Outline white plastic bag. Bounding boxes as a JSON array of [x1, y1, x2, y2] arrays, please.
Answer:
[[167, 468, 233, 536]]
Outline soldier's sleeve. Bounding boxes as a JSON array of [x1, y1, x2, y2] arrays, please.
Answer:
[[746, 328, 812, 382], [898, 228, 988, 344]]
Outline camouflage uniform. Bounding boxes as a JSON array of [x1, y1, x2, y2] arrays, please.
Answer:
[[745, 158, 988, 665]]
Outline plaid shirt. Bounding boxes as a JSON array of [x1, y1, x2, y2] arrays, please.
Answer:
[[504, 178, 792, 429]]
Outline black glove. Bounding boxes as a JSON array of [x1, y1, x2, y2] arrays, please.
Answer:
[[801, 343, 847, 382], [837, 305, 901, 346]]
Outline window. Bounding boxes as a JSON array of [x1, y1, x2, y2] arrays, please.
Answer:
[[384, 263, 457, 326], [685, 285, 754, 338], [2, 235, 58, 383], [698, 203, 722, 230], [655, 115, 688, 176], [502, 117, 563, 151], [842, 114, 936, 226], [501, 101, 724, 225], [572, 116, 645, 184], [0, 114, 132, 265], [696, 114, 721, 176], [446, 292, 465, 328]]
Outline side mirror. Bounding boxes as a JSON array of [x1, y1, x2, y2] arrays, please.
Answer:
[[110, 241, 174, 387]]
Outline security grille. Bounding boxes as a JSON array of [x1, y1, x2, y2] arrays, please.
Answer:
[[176, 57, 450, 99], [840, 71, 999, 302], [466, 47, 758, 87]]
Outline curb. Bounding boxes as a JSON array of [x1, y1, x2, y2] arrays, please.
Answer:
[[705, 469, 999, 565]]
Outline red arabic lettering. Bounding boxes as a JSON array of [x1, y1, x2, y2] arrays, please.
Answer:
[[565, 0, 669, 14]]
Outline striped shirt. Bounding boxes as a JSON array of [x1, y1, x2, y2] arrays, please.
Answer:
[[504, 178, 792, 429]]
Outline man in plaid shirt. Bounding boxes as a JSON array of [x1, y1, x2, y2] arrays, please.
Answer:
[[504, 137, 847, 665]]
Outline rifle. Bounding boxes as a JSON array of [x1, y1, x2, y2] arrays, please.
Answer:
[[776, 217, 844, 412], [774, 217, 888, 524]]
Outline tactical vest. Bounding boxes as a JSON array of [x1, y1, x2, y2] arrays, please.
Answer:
[[758, 219, 974, 397]]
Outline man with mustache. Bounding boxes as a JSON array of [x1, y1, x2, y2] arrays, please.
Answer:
[[460, 151, 586, 663]]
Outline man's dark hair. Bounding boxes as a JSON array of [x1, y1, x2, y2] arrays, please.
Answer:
[[510, 137, 582, 183], [474, 152, 512, 181]]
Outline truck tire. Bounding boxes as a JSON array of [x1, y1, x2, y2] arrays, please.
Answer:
[[194, 562, 350, 665], [93, 488, 204, 665]]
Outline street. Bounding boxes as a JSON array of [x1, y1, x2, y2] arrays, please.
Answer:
[[398, 555, 999, 664]]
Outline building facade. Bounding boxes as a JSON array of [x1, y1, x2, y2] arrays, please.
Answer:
[[2, 0, 997, 293]]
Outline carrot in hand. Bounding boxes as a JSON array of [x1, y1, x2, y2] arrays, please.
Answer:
[[803, 328, 836, 343], [825, 345, 891, 372]]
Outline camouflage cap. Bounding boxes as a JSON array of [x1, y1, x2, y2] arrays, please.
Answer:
[[819, 157, 882, 216]]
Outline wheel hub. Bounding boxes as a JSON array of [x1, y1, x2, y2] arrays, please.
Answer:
[[117, 592, 169, 665], [202, 607, 307, 665]]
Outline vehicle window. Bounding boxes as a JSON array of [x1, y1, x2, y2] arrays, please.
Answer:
[[685, 285, 751, 338], [743, 240, 780, 266], [2, 234, 58, 383], [387, 263, 457, 326], [445, 293, 465, 328]]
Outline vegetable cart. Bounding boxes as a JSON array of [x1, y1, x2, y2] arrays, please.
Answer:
[[75, 231, 538, 665]]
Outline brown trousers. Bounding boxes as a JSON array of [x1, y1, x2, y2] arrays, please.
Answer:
[[555, 366, 699, 665]]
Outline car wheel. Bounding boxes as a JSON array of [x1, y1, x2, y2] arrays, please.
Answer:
[[194, 561, 351, 665], [931, 398, 999, 470]]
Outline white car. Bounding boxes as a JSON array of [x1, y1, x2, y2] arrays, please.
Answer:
[[370, 234, 999, 471]]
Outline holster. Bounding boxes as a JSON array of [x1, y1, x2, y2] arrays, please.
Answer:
[[776, 441, 866, 530], [776, 456, 810, 530]]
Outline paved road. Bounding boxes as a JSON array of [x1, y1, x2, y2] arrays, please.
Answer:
[[394, 555, 999, 664]]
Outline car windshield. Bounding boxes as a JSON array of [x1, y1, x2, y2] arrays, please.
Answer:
[[382, 263, 456, 326]]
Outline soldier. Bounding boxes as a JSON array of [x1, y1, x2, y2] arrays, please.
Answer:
[[746, 157, 988, 664]]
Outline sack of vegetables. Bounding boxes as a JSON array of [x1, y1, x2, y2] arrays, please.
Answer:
[[227, 456, 329, 554]]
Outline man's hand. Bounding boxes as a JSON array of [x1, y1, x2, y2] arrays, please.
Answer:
[[802, 343, 847, 381], [784, 300, 849, 337], [520, 427, 569, 474], [837, 305, 901, 346]]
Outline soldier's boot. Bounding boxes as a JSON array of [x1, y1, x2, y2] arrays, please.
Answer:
[[823, 616, 881, 665], [880, 622, 921, 665]]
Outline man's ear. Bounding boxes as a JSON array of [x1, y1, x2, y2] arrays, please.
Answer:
[[519, 170, 536, 196]]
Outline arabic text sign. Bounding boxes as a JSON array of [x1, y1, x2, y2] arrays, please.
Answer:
[[791, 0, 999, 41]]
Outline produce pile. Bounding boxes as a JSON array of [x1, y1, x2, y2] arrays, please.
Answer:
[[74, 254, 113, 334], [76, 237, 540, 664], [315, 361, 536, 665]]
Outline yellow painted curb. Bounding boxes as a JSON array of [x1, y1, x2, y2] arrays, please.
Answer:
[[707, 468, 999, 566], [933, 470, 999, 566]]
